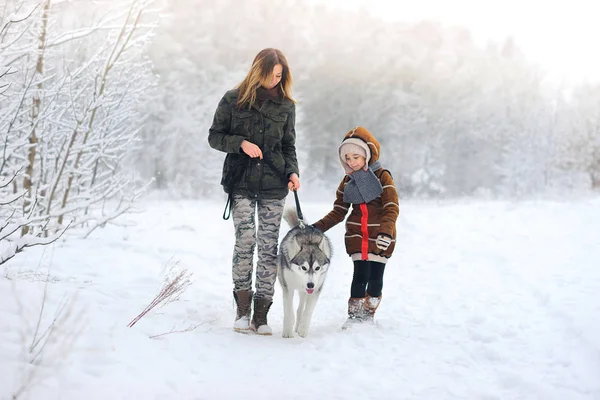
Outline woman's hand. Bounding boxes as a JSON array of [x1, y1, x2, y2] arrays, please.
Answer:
[[240, 140, 263, 159], [288, 173, 300, 191]]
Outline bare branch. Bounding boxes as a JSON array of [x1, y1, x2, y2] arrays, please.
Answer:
[[127, 265, 192, 328], [0, 221, 71, 266], [0, 2, 40, 44], [149, 321, 211, 339]]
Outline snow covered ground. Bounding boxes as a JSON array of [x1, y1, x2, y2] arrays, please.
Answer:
[[1, 195, 599, 400]]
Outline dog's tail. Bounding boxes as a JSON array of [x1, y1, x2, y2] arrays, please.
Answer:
[[283, 206, 301, 228]]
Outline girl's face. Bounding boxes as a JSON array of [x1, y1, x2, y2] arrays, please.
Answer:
[[263, 64, 283, 89], [345, 153, 367, 172]]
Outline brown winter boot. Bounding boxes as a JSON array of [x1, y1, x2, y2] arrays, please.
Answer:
[[250, 297, 273, 335], [233, 290, 253, 332], [342, 297, 366, 330], [364, 294, 382, 323]]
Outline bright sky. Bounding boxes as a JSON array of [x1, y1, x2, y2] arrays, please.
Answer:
[[323, 0, 600, 85]]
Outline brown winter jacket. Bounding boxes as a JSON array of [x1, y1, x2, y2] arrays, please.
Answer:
[[313, 127, 399, 263]]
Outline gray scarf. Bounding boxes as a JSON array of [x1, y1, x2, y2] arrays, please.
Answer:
[[343, 160, 383, 204]]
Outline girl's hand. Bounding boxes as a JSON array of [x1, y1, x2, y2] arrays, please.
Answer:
[[240, 140, 263, 159], [288, 173, 300, 191], [376, 234, 392, 250]]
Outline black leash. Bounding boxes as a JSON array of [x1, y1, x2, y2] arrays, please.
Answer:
[[293, 189, 304, 224], [262, 156, 305, 227]]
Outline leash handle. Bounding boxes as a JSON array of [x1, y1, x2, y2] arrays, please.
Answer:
[[223, 192, 233, 220], [293, 189, 304, 225]]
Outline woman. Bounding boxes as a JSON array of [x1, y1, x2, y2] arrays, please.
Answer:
[[208, 48, 300, 335]]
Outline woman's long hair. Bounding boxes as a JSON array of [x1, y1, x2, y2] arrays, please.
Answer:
[[236, 48, 295, 109]]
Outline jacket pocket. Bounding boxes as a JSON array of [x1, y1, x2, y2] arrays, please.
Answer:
[[221, 154, 249, 191], [264, 112, 287, 139], [231, 111, 254, 135], [261, 153, 287, 190]]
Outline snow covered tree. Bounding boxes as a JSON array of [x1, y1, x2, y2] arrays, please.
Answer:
[[1, 0, 159, 265], [1, 0, 62, 265], [556, 83, 600, 191]]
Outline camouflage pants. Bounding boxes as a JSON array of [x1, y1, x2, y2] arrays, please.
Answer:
[[231, 194, 285, 300]]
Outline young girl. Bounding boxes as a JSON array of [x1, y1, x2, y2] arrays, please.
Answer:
[[312, 126, 399, 328], [208, 48, 300, 335]]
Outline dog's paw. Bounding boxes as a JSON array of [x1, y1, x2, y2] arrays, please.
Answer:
[[281, 326, 294, 338], [296, 324, 310, 338], [282, 329, 294, 338]]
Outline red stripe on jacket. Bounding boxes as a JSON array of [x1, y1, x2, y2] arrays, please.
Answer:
[[360, 203, 369, 260]]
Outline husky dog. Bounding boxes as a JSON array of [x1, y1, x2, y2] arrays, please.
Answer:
[[278, 208, 332, 338]]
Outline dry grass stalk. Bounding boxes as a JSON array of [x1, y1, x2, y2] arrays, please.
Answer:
[[149, 321, 210, 339], [11, 269, 85, 399], [127, 267, 192, 328]]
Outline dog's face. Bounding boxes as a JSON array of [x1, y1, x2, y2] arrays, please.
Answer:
[[289, 229, 331, 295], [290, 258, 329, 294]]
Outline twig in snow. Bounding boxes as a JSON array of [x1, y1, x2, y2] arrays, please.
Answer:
[[149, 320, 213, 339], [127, 267, 192, 328]]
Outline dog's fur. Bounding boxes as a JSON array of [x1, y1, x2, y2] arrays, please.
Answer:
[[278, 208, 332, 338]]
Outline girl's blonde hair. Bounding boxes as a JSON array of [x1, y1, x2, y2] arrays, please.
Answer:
[[236, 48, 295, 109]]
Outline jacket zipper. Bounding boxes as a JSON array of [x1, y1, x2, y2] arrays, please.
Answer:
[[360, 203, 369, 260]]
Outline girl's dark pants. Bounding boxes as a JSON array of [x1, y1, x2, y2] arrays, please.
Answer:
[[350, 260, 386, 298]]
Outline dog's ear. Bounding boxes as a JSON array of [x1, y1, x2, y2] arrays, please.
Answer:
[[287, 237, 302, 260], [318, 235, 331, 257]]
